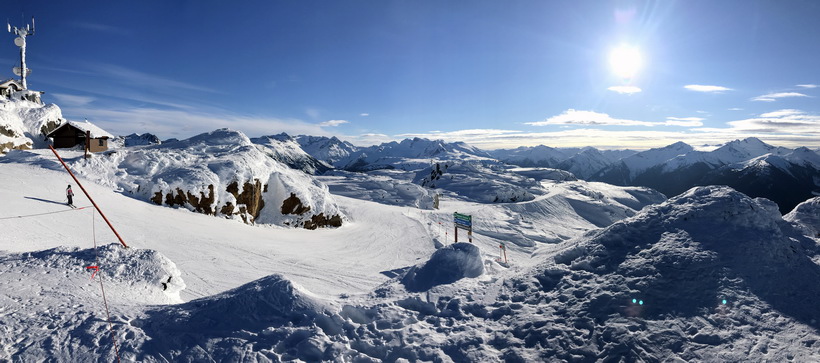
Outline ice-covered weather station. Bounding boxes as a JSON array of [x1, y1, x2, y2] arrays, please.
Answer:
[[2, 16, 43, 104]]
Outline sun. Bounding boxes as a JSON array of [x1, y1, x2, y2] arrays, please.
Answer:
[[609, 45, 642, 80]]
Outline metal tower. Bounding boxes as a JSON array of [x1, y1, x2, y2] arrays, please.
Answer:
[[8, 17, 35, 90]]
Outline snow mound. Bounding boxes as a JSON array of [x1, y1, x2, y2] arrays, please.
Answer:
[[0, 243, 185, 304], [65, 128, 343, 228], [134, 274, 342, 361], [785, 196, 820, 238], [402, 243, 484, 292], [495, 185, 820, 361], [0, 98, 63, 152]]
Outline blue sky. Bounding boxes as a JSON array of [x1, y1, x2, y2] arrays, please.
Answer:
[[2, 0, 819, 149]]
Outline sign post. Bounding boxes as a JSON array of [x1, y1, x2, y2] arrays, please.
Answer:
[[453, 212, 472, 243]]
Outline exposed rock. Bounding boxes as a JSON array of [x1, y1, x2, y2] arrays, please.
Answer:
[[151, 192, 163, 205], [281, 193, 311, 215], [226, 180, 265, 221], [303, 213, 343, 230]]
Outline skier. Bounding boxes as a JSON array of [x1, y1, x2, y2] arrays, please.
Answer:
[[66, 184, 75, 208]]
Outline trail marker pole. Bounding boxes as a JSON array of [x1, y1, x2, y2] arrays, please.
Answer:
[[48, 145, 129, 248]]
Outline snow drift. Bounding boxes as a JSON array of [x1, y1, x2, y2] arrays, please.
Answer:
[[401, 242, 484, 292]]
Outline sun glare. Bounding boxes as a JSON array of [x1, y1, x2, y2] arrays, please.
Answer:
[[609, 45, 642, 79]]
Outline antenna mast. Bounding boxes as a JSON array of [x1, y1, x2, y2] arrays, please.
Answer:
[[8, 16, 35, 90]]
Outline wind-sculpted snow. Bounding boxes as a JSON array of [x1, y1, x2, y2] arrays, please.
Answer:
[[785, 197, 820, 238], [64, 128, 343, 228], [495, 186, 820, 361]]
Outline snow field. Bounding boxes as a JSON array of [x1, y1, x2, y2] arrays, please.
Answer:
[[3, 143, 819, 360]]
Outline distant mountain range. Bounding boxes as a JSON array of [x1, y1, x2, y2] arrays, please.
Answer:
[[495, 138, 820, 213]]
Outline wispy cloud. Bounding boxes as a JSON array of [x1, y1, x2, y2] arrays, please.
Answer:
[[60, 105, 328, 140], [70, 22, 131, 36], [796, 84, 817, 89], [607, 86, 642, 94], [51, 93, 96, 106], [94, 63, 217, 94], [360, 113, 370, 117], [664, 117, 704, 127], [751, 92, 810, 102], [684, 84, 733, 93], [725, 109, 820, 133], [728, 108, 743, 111], [319, 120, 349, 127], [526, 109, 656, 127], [393, 110, 820, 150]]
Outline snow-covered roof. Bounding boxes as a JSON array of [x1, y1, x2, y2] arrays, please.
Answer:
[[48, 120, 114, 139], [0, 78, 22, 88]]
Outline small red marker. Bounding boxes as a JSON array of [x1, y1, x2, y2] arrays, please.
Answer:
[[86, 265, 99, 280]]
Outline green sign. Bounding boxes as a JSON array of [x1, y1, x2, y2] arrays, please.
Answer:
[[453, 212, 471, 221]]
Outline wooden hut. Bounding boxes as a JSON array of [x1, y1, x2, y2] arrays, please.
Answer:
[[46, 120, 113, 152]]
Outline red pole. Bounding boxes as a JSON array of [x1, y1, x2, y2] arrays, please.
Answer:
[[48, 145, 129, 248]]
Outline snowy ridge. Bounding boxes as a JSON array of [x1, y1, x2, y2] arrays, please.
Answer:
[[0, 98, 63, 152], [252, 133, 331, 175], [414, 161, 541, 203], [334, 137, 493, 171], [295, 134, 358, 165]]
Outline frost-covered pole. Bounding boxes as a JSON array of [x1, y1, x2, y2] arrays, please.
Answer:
[[8, 16, 35, 89], [48, 145, 130, 248]]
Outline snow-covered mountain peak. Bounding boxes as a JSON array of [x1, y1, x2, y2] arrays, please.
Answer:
[[715, 137, 790, 159], [619, 141, 694, 177], [295, 134, 358, 165], [785, 147, 820, 169], [180, 128, 253, 147]]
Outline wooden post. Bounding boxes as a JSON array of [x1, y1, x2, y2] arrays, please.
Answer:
[[454, 226, 458, 243], [48, 145, 129, 248], [84, 130, 90, 159]]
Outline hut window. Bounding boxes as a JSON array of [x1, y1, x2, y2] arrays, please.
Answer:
[[98, 139, 104, 147]]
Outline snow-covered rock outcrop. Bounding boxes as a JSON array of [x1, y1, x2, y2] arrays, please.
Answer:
[[785, 196, 820, 238], [70, 129, 343, 228], [0, 98, 63, 152]]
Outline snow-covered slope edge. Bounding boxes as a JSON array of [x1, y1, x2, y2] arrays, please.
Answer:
[[62, 129, 342, 228]]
